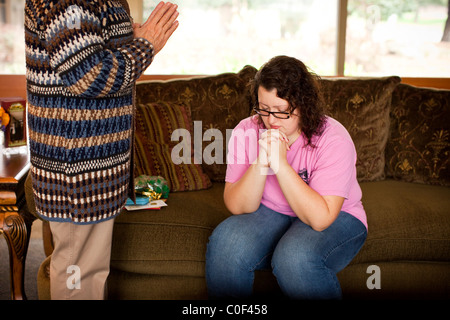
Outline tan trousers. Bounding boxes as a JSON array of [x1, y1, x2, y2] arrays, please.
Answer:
[[49, 218, 115, 300]]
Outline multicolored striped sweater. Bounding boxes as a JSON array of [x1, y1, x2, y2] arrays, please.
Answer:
[[25, 0, 154, 224]]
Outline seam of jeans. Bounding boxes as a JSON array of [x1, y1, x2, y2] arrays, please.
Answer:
[[323, 228, 367, 268], [251, 252, 274, 272]]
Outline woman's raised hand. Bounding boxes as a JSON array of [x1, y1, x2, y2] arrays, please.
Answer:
[[134, 2, 179, 54]]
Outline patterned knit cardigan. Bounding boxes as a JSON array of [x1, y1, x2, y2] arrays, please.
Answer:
[[25, 0, 154, 224]]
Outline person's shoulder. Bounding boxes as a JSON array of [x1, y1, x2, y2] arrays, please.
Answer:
[[234, 115, 261, 130], [312, 116, 355, 150], [321, 116, 352, 139]]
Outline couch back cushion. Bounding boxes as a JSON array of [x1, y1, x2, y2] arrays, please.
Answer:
[[134, 101, 212, 192], [136, 66, 257, 182], [320, 76, 401, 182], [386, 84, 450, 186]]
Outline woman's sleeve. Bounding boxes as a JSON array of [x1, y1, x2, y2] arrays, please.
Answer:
[[308, 137, 357, 199], [40, 0, 154, 98], [225, 121, 260, 183]]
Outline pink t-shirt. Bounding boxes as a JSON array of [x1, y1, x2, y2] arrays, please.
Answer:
[[225, 115, 367, 229]]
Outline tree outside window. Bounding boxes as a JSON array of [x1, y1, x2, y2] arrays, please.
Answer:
[[0, 0, 448, 76], [346, 0, 450, 76]]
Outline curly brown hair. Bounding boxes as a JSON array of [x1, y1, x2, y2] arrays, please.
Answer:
[[250, 55, 326, 147]]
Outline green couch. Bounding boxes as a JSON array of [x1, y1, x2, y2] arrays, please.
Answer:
[[30, 66, 450, 299]]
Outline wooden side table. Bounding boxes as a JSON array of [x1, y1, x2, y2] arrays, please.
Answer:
[[0, 149, 33, 300]]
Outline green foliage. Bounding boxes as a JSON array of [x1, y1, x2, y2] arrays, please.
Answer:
[[186, 0, 291, 10], [348, 0, 447, 21]]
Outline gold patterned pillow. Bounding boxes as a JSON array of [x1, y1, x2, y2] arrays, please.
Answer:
[[386, 84, 450, 186], [320, 76, 401, 182], [136, 66, 257, 181], [134, 101, 212, 192]]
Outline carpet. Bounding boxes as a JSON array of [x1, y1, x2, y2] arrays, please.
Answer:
[[0, 238, 45, 300]]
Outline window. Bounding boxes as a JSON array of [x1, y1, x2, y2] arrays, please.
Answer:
[[1, 0, 448, 77], [0, 0, 25, 74], [143, 0, 339, 75], [345, 0, 450, 76], [0, 0, 7, 23], [143, 0, 449, 76]]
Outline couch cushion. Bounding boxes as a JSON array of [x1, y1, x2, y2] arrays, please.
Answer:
[[111, 183, 230, 277], [320, 76, 401, 182], [354, 180, 450, 264], [338, 261, 450, 299], [136, 66, 258, 182], [134, 101, 212, 192], [110, 180, 449, 296], [386, 84, 450, 186]]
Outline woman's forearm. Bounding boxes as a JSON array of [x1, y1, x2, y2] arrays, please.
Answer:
[[224, 162, 269, 215], [275, 163, 342, 231]]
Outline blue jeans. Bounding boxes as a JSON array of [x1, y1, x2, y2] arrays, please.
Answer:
[[205, 204, 367, 299]]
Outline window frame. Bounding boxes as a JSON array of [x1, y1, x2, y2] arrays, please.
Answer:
[[0, 0, 447, 79]]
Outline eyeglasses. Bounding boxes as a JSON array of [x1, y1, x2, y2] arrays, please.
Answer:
[[253, 108, 291, 119]]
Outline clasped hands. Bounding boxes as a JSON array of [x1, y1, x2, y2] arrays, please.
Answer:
[[133, 1, 179, 55], [257, 129, 290, 173]]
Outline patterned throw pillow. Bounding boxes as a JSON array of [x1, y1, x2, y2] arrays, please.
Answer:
[[135, 66, 257, 181], [386, 84, 450, 186], [134, 101, 212, 192], [320, 76, 401, 182]]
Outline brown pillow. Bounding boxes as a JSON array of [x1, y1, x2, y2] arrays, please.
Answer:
[[320, 76, 401, 182], [136, 66, 257, 181], [134, 101, 212, 192], [386, 83, 450, 186]]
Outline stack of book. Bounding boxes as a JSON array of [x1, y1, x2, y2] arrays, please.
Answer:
[[124, 196, 167, 211]]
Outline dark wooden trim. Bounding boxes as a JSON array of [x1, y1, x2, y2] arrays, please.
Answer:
[[1, 75, 449, 100]]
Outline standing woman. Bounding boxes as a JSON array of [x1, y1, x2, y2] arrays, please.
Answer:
[[206, 56, 367, 299], [25, 0, 178, 299]]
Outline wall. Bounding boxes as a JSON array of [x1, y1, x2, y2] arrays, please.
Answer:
[[128, 0, 144, 24], [1, 75, 449, 100]]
